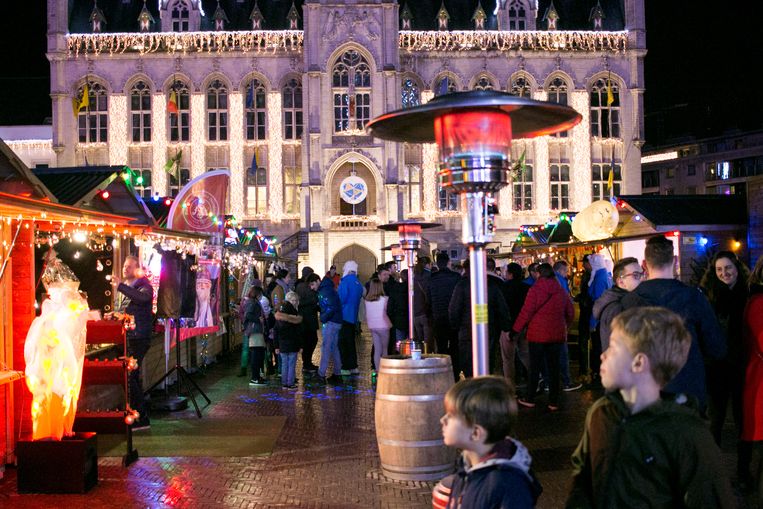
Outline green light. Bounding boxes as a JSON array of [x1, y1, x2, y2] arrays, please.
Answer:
[[121, 172, 130, 182], [136, 175, 144, 185]]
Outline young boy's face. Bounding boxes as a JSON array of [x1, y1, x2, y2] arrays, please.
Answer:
[[440, 404, 473, 450], [600, 325, 636, 390]]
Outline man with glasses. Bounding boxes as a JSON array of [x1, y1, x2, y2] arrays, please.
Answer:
[[592, 257, 643, 352]]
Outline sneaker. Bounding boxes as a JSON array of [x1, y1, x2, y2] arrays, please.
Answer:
[[517, 399, 536, 409], [563, 383, 583, 392], [249, 379, 268, 386], [340, 369, 351, 376], [287, 384, 298, 389], [547, 404, 560, 412]]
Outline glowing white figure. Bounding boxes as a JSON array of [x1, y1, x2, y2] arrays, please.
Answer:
[[24, 256, 89, 440], [572, 199, 620, 242]]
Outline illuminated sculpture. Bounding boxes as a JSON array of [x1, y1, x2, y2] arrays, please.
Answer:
[[571, 199, 620, 241], [24, 252, 89, 440]]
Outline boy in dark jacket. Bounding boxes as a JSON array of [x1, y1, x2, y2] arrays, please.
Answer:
[[442, 376, 542, 509], [566, 307, 733, 508], [275, 291, 302, 389], [317, 276, 343, 383]]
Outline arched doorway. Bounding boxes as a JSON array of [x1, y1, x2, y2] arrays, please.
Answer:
[[333, 244, 377, 284]]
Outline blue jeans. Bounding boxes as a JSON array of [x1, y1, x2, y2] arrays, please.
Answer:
[[319, 321, 342, 377], [280, 352, 298, 386]]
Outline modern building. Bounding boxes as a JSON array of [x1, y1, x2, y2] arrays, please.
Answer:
[[48, 0, 645, 277], [0, 126, 56, 170]]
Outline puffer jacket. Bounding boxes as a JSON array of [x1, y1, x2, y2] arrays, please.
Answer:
[[317, 277, 343, 325], [117, 277, 154, 339], [449, 274, 511, 345], [567, 391, 734, 509], [512, 277, 574, 343], [447, 437, 542, 509], [428, 267, 462, 320]]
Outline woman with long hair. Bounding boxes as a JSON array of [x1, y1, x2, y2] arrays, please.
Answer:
[[700, 250, 751, 486], [364, 278, 392, 373]]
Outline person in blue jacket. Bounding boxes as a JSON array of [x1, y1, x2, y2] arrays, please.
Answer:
[[337, 260, 364, 375], [587, 254, 612, 385], [317, 275, 344, 383]]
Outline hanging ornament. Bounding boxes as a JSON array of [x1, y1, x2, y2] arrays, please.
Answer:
[[96, 260, 104, 271]]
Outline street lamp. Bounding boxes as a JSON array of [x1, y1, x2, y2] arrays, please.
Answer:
[[378, 220, 440, 356], [368, 91, 580, 375]]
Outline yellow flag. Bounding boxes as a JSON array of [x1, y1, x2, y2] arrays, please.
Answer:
[[607, 166, 614, 191], [79, 84, 90, 111], [606, 76, 614, 107]]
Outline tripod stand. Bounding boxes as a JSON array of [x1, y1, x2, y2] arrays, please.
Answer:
[[145, 318, 211, 418]]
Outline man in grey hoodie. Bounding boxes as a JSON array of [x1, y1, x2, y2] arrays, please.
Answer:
[[592, 257, 644, 352]]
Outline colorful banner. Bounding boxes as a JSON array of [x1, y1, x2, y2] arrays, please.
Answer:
[[166, 169, 230, 234]]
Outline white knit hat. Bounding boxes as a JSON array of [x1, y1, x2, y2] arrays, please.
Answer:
[[343, 260, 358, 277]]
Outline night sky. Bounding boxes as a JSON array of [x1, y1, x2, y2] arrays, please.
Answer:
[[0, 1, 760, 147]]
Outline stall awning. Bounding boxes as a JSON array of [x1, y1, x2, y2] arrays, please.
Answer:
[[0, 192, 135, 226]]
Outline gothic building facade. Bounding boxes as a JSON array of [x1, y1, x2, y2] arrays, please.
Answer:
[[48, 0, 646, 276]]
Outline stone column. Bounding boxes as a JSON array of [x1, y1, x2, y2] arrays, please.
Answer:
[[151, 92, 168, 195], [570, 90, 592, 209], [267, 91, 283, 222], [108, 94, 128, 166], [228, 91, 245, 218], [190, 92, 206, 178]]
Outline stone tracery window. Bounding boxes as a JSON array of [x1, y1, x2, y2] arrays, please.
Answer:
[[168, 79, 190, 142], [508, 0, 527, 30], [434, 75, 457, 96], [130, 81, 151, 143], [401, 78, 420, 109], [590, 77, 620, 138], [547, 76, 569, 138], [244, 78, 267, 141], [77, 82, 108, 143], [171, 0, 190, 32], [332, 49, 371, 132], [473, 76, 494, 91], [283, 78, 303, 140], [509, 76, 531, 97], [207, 79, 228, 141]]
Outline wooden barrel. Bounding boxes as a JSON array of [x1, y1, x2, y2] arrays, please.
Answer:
[[375, 354, 456, 481], [432, 474, 454, 508]]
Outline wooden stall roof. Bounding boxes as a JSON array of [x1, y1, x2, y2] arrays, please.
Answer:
[[0, 191, 135, 226]]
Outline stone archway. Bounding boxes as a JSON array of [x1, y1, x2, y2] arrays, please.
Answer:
[[330, 160, 378, 217], [333, 244, 377, 284]]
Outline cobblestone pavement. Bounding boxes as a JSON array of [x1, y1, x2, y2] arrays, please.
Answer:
[[0, 333, 758, 508]]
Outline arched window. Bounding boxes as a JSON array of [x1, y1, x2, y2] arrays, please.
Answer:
[[508, 0, 527, 30], [549, 144, 570, 210], [206, 79, 228, 141], [512, 146, 533, 211], [129, 148, 152, 199], [77, 82, 108, 143], [547, 76, 568, 138], [244, 78, 267, 141], [473, 76, 494, 91], [168, 79, 190, 142], [404, 144, 422, 214], [246, 147, 267, 214], [171, 1, 190, 32], [590, 77, 620, 138], [282, 78, 303, 140], [434, 75, 457, 96], [401, 78, 420, 109], [509, 76, 531, 97], [130, 81, 151, 143], [332, 49, 371, 132]]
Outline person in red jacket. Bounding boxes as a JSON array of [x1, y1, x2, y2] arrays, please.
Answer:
[[512, 263, 574, 411], [741, 256, 763, 491]]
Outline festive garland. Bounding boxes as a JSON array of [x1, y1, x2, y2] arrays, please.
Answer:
[[65, 30, 627, 57]]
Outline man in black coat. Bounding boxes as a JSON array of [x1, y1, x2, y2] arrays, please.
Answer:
[[449, 258, 511, 379], [296, 272, 321, 373], [427, 252, 462, 380], [113, 255, 154, 430]]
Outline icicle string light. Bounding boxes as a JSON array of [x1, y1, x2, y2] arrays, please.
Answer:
[[399, 30, 628, 53], [66, 31, 304, 57], [66, 30, 626, 58]]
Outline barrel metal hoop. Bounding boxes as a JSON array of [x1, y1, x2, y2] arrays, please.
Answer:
[[378, 438, 445, 447], [381, 462, 454, 473], [376, 394, 444, 402], [379, 367, 451, 375]]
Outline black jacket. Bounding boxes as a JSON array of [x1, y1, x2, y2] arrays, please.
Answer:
[[567, 392, 734, 509], [386, 279, 409, 333], [295, 280, 319, 331], [427, 267, 462, 320], [449, 274, 511, 345], [117, 277, 154, 339], [591, 286, 628, 351], [621, 278, 726, 406], [275, 302, 302, 353], [502, 278, 529, 327], [242, 297, 263, 335]]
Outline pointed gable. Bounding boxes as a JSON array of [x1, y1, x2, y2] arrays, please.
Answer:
[[436, 2, 450, 31], [287, 1, 300, 30], [589, 0, 605, 30], [543, 1, 559, 30], [249, 0, 265, 30], [89, 1, 107, 33], [400, 2, 414, 30], [472, 2, 487, 30]]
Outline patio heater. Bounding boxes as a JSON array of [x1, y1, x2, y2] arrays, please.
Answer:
[[368, 91, 580, 375], [378, 220, 439, 356], [381, 243, 406, 272]]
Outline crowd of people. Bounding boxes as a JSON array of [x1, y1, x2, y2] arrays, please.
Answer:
[[233, 234, 763, 506]]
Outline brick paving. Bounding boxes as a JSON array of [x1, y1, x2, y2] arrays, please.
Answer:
[[0, 332, 758, 508]]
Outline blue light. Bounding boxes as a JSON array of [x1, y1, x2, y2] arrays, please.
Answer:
[[699, 236, 708, 247]]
